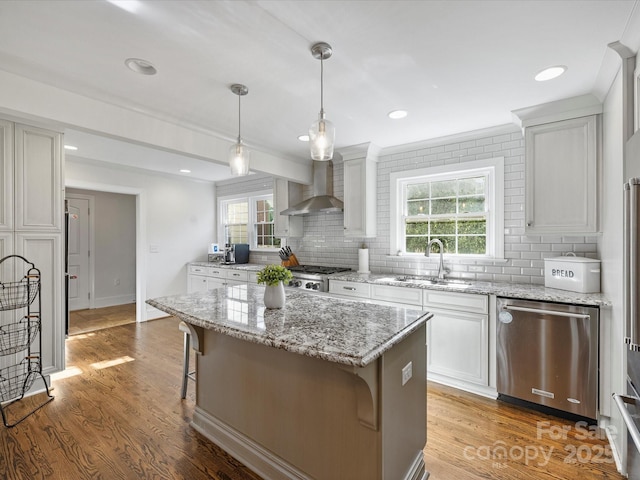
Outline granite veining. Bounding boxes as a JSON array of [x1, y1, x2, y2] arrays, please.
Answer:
[[331, 272, 611, 307], [147, 284, 431, 367]]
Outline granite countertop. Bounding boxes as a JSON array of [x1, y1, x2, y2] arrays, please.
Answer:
[[147, 284, 431, 367], [190, 261, 264, 272], [331, 271, 612, 307]]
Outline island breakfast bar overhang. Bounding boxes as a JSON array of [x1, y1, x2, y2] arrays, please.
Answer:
[[147, 284, 432, 480]]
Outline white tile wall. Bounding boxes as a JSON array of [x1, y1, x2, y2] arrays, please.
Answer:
[[217, 126, 599, 285]]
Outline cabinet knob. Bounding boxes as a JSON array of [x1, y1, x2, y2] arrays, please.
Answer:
[[527, 221, 533, 227]]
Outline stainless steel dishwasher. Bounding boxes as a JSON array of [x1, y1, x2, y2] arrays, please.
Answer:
[[496, 297, 599, 420]]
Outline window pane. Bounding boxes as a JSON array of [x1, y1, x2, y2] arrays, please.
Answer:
[[228, 202, 248, 223], [226, 224, 248, 244], [406, 221, 429, 235], [407, 199, 428, 215], [431, 219, 455, 235], [458, 236, 486, 254], [431, 180, 456, 198], [407, 184, 429, 200], [406, 236, 427, 253], [459, 195, 485, 213], [439, 236, 456, 254], [458, 219, 486, 235], [458, 177, 485, 195], [431, 197, 456, 215]]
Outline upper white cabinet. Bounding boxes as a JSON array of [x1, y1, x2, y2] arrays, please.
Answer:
[[524, 114, 599, 234], [341, 143, 379, 238], [14, 124, 63, 231], [273, 178, 303, 238]]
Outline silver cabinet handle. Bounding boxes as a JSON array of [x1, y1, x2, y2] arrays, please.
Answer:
[[502, 305, 590, 319], [232, 273, 240, 277], [613, 393, 640, 453], [343, 286, 356, 291]]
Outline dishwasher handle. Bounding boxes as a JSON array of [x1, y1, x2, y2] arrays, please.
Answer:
[[502, 304, 590, 320], [613, 393, 640, 454]]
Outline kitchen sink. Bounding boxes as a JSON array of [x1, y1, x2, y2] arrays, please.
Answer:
[[394, 275, 472, 288]]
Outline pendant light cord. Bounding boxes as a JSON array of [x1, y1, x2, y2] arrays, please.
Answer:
[[237, 93, 242, 143], [320, 56, 325, 117]]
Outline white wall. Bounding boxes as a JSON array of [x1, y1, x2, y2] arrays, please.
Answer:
[[67, 188, 136, 308], [65, 158, 215, 319]]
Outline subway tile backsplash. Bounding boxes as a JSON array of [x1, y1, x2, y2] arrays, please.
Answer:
[[219, 125, 599, 285]]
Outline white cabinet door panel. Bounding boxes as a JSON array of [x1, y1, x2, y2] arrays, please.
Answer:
[[427, 308, 489, 386], [16, 233, 64, 376], [14, 124, 62, 231]]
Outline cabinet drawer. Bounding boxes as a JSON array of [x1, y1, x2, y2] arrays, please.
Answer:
[[225, 269, 248, 282], [371, 284, 422, 306], [423, 290, 488, 314], [188, 264, 210, 275], [329, 280, 371, 299]]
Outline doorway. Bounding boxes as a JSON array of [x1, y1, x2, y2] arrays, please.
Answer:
[[66, 188, 137, 334]]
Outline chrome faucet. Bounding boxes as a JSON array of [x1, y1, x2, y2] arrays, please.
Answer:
[[425, 239, 448, 279]]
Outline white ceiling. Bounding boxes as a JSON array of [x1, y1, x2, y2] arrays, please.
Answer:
[[0, 0, 639, 182]]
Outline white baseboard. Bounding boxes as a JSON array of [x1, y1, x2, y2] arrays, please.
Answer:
[[427, 373, 498, 399], [145, 305, 171, 321], [93, 294, 136, 309]]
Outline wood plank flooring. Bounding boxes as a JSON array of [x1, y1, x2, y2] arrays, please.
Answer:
[[69, 303, 136, 335], [0, 315, 626, 480]]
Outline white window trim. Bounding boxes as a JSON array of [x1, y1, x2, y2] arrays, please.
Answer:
[[390, 157, 504, 259], [218, 190, 280, 252]]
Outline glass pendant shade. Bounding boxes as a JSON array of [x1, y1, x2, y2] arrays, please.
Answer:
[[229, 141, 250, 176], [309, 115, 335, 161]]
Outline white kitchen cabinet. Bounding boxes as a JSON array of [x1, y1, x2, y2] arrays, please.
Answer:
[[187, 264, 249, 293], [371, 284, 422, 307], [14, 124, 63, 231], [424, 290, 492, 397], [343, 156, 377, 238], [0, 118, 64, 381], [525, 115, 599, 233], [274, 179, 303, 238]]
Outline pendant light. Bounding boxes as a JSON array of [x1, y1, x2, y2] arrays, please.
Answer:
[[229, 84, 250, 176], [309, 42, 335, 161]]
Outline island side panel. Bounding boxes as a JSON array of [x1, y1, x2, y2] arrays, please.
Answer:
[[191, 323, 428, 480], [194, 329, 380, 479], [381, 322, 427, 478]]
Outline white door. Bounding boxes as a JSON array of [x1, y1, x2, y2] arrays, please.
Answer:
[[67, 196, 91, 311]]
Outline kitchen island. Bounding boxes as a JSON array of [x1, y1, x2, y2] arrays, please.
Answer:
[[147, 284, 431, 480]]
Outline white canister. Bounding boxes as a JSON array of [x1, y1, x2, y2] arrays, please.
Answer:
[[543, 256, 601, 293]]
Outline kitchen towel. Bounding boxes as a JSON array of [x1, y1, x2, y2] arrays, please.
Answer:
[[358, 247, 370, 274]]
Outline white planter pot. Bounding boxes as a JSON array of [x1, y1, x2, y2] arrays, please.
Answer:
[[264, 282, 286, 309]]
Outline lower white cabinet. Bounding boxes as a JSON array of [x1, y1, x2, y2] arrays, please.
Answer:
[[187, 264, 249, 293], [424, 290, 493, 397]]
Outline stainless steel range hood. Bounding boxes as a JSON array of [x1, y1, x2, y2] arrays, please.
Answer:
[[280, 160, 343, 216]]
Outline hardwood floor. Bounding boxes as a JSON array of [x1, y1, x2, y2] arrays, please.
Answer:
[[68, 303, 136, 335], [0, 316, 625, 480]]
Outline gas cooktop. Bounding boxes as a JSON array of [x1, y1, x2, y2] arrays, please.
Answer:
[[287, 265, 351, 275]]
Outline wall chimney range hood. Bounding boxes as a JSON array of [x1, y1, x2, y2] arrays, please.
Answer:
[[280, 160, 343, 216]]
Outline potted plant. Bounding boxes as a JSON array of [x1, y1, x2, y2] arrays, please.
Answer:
[[256, 264, 293, 309]]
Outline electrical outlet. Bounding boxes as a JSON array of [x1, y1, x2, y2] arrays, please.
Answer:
[[402, 361, 412, 386], [114, 278, 120, 286]]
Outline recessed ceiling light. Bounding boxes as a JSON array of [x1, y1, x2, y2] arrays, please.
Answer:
[[179, 169, 191, 173], [388, 110, 408, 119], [64, 145, 78, 151], [535, 65, 567, 82], [125, 58, 157, 75], [298, 135, 310, 142]]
